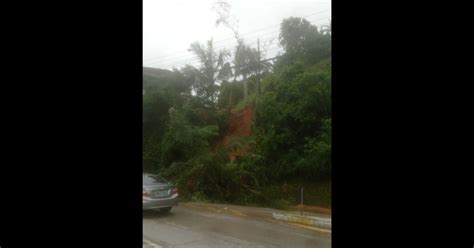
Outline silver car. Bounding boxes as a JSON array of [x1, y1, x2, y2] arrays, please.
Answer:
[[143, 173, 179, 212]]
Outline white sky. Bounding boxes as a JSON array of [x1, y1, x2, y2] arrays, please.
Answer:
[[143, 0, 331, 70]]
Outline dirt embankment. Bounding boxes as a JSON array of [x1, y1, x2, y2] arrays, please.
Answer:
[[214, 106, 253, 160]]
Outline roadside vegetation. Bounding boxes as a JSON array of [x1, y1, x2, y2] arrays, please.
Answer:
[[143, 16, 331, 209]]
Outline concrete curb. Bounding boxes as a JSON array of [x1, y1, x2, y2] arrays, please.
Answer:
[[143, 239, 163, 248], [272, 212, 331, 230]]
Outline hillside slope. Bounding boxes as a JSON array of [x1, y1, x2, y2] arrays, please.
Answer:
[[214, 105, 253, 160]]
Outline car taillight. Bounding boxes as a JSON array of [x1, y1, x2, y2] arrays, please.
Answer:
[[143, 188, 149, 197], [171, 187, 178, 194]]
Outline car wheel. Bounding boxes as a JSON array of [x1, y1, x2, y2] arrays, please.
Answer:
[[160, 207, 172, 213]]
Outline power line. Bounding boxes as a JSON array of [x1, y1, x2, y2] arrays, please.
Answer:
[[210, 9, 330, 44], [143, 10, 330, 63], [146, 32, 285, 67], [147, 34, 282, 67], [146, 33, 278, 66], [144, 14, 329, 64], [145, 19, 330, 68], [146, 21, 330, 69], [144, 25, 312, 66], [147, 26, 327, 69], [153, 44, 285, 70], [144, 20, 327, 66], [146, 39, 302, 69]]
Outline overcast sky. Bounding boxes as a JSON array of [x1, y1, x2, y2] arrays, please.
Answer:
[[143, 0, 331, 70]]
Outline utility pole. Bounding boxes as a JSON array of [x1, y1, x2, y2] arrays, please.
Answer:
[[254, 38, 261, 127], [257, 38, 261, 96]]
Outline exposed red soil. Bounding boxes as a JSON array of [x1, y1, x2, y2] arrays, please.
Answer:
[[214, 105, 253, 160]]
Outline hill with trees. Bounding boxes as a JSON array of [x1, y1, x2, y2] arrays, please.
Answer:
[[143, 17, 331, 208]]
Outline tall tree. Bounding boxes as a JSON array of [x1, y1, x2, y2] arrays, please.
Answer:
[[233, 39, 259, 99], [187, 39, 232, 105], [278, 17, 331, 65], [212, 0, 261, 100]]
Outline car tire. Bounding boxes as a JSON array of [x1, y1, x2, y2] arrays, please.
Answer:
[[160, 207, 172, 213]]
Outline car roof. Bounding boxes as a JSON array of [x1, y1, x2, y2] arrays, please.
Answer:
[[143, 173, 164, 178]]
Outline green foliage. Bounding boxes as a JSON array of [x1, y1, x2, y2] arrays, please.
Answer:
[[233, 40, 260, 80], [217, 77, 258, 110], [296, 118, 331, 179], [143, 16, 331, 208], [143, 69, 190, 171], [160, 104, 219, 167], [233, 91, 256, 112], [217, 80, 244, 109], [277, 17, 331, 67], [187, 39, 232, 105], [255, 59, 331, 180]]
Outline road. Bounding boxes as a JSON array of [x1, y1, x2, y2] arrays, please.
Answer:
[[143, 203, 331, 248]]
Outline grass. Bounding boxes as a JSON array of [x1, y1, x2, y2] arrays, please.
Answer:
[[179, 180, 331, 210], [255, 181, 331, 209], [232, 92, 256, 112]]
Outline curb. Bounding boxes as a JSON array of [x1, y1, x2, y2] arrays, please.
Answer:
[[181, 202, 332, 231], [272, 212, 331, 230], [143, 239, 163, 248]]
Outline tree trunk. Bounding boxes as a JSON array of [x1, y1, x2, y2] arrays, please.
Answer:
[[243, 74, 248, 100], [228, 90, 232, 110]]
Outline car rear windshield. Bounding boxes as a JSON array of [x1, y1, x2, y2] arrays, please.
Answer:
[[143, 175, 168, 186]]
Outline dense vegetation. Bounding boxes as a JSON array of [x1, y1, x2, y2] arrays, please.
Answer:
[[143, 17, 331, 208]]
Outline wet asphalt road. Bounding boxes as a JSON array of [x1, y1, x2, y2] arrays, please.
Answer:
[[143, 205, 331, 248]]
